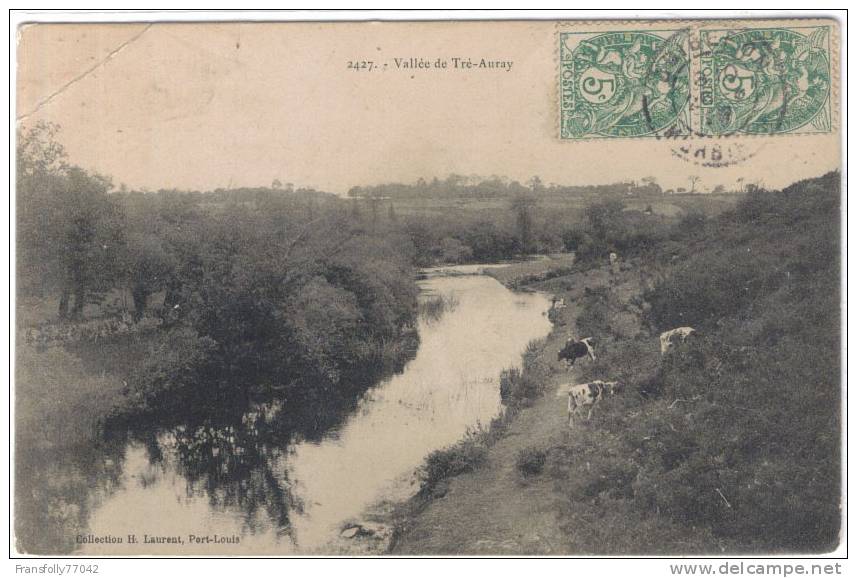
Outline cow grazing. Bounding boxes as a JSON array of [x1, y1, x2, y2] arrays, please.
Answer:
[[556, 380, 621, 426], [659, 326, 697, 355], [558, 337, 596, 368]]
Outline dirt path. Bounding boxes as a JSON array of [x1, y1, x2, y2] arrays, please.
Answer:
[[392, 260, 646, 555], [393, 374, 572, 554], [393, 297, 588, 555]]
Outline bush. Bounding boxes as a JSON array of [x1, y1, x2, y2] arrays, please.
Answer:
[[647, 251, 771, 330], [576, 294, 610, 338], [438, 237, 473, 264], [420, 436, 488, 495], [562, 228, 597, 258], [634, 367, 664, 398], [499, 342, 550, 407], [123, 327, 220, 416], [516, 447, 547, 476]]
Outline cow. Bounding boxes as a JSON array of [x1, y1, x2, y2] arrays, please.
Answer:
[[557, 337, 596, 368], [659, 326, 697, 355], [556, 380, 622, 426]]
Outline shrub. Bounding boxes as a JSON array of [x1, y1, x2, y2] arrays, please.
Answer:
[[646, 251, 771, 330], [420, 436, 488, 495], [576, 286, 611, 338], [562, 228, 595, 255], [123, 327, 220, 416], [516, 447, 547, 476], [499, 355, 549, 407], [634, 367, 664, 398]]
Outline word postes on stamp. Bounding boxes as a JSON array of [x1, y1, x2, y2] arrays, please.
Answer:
[[560, 29, 692, 140], [698, 26, 832, 136]]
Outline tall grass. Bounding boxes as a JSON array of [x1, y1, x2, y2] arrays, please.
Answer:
[[15, 342, 126, 451], [418, 293, 460, 323], [499, 338, 550, 407], [547, 172, 841, 553], [418, 430, 489, 497]]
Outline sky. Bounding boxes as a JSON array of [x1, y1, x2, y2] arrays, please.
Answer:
[[16, 21, 840, 195]]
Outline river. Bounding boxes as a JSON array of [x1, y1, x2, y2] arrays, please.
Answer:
[[16, 265, 553, 555]]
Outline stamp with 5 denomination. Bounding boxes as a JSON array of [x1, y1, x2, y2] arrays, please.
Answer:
[[559, 21, 834, 140]]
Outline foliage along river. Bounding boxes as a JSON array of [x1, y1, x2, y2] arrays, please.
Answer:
[[23, 265, 553, 555]]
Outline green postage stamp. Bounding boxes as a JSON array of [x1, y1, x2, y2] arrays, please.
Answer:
[[559, 23, 834, 139], [560, 29, 692, 139]]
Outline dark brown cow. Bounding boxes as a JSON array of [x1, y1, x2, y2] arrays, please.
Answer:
[[557, 337, 596, 368]]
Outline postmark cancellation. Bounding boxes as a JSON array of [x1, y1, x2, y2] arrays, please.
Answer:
[[559, 20, 836, 140]]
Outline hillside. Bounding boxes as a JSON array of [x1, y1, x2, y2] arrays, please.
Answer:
[[392, 172, 841, 555]]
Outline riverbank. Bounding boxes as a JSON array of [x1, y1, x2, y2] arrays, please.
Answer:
[[389, 254, 728, 554], [391, 174, 842, 555], [390, 255, 634, 555]]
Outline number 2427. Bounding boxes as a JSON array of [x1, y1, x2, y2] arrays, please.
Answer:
[[347, 61, 375, 72]]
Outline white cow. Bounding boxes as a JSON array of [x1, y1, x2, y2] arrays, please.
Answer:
[[556, 380, 621, 427], [609, 252, 620, 275], [659, 326, 697, 355]]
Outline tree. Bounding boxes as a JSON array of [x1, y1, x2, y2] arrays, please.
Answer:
[[55, 168, 125, 318], [746, 180, 765, 193], [439, 237, 473, 264], [640, 176, 663, 195], [16, 121, 66, 177], [688, 175, 701, 194], [464, 221, 518, 262], [369, 197, 380, 233], [123, 229, 176, 321], [511, 194, 538, 254], [584, 199, 625, 242], [350, 198, 362, 220], [17, 124, 125, 317]]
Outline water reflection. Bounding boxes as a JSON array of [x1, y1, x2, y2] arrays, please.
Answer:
[[14, 439, 126, 555], [17, 269, 552, 555]]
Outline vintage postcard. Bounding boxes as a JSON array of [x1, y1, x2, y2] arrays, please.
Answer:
[[12, 13, 843, 558]]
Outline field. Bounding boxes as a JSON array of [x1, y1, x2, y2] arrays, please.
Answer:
[[387, 192, 742, 220]]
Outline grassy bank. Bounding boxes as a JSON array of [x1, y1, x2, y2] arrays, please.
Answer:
[[485, 253, 576, 289], [391, 173, 841, 555], [389, 259, 639, 555], [15, 342, 126, 452]]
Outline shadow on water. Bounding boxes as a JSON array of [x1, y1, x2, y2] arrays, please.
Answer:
[[15, 332, 420, 555], [16, 270, 550, 555], [14, 437, 127, 555]]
